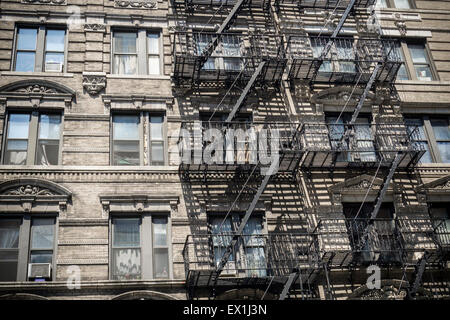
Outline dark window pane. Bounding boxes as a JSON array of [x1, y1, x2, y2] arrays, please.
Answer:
[[417, 142, 433, 164], [31, 219, 54, 249], [15, 52, 36, 72], [113, 218, 140, 247], [415, 65, 433, 81], [0, 261, 18, 281], [0, 219, 21, 249], [112, 248, 141, 280], [30, 251, 53, 263], [153, 248, 169, 279], [45, 29, 65, 52], [17, 28, 37, 50]]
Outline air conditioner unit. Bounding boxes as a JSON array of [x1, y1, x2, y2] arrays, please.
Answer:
[[45, 62, 63, 72], [28, 263, 52, 280]]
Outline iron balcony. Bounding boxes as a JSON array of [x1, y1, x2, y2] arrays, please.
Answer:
[[172, 32, 287, 86], [287, 37, 403, 84]]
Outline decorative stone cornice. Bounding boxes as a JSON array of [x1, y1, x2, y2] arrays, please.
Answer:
[[102, 94, 173, 111], [416, 175, 450, 193], [22, 0, 66, 5], [100, 194, 179, 217], [114, 0, 157, 9], [82, 72, 106, 95]]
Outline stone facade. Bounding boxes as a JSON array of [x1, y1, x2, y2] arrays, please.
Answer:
[[0, 0, 449, 300]]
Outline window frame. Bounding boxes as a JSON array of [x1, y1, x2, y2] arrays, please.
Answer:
[[110, 112, 167, 166], [395, 40, 438, 81], [12, 24, 67, 73], [111, 28, 163, 76], [405, 115, 450, 164], [0, 214, 58, 282], [376, 0, 416, 9], [109, 213, 171, 280], [1, 110, 63, 166]]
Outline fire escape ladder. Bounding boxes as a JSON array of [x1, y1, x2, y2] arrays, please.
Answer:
[[279, 272, 299, 300], [211, 171, 272, 289], [225, 61, 267, 123], [408, 251, 430, 299], [356, 152, 403, 250], [196, 0, 248, 71]]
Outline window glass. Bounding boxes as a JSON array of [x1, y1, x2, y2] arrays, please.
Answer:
[[113, 218, 140, 247], [147, 33, 159, 55], [112, 218, 141, 280], [30, 251, 53, 263], [153, 217, 167, 247], [45, 29, 65, 52], [31, 219, 54, 249], [437, 142, 450, 163], [113, 115, 140, 140], [114, 32, 137, 53], [153, 248, 169, 278], [408, 44, 433, 81], [375, 0, 387, 8], [431, 119, 450, 140], [38, 114, 61, 140], [151, 142, 164, 163], [394, 0, 411, 8], [15, 52, 36, 72], [150, 116, 163, 140], [17, 28, 37, 50], [7, 113, 30, 139], [148, 57, 160, 75], [0, 219, 20, 282]]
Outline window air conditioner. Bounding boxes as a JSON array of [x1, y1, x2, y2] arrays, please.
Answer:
[[45, 62, 63, 72], [28, 263, 52, 280]]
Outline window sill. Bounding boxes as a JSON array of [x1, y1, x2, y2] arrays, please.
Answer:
[[1, 71, 74, 78], [106, 74, 170, 80], [395, 80, 449, 85]]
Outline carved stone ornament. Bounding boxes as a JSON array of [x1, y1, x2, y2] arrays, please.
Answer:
[[82, 72, 106, 95], [16, 85, 58, 94], [394, 13, 407, 36], [114, 0, 157, 9], [84, 24, 106, 33], [349, 179, 372, 189], [22, 0, 66, 4], [4, 185, 54, 196]]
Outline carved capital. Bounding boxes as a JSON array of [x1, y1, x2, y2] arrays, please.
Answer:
[[115, 0, 157, 9], [84, 24, 106, 33], [82, 72, 106, 95]]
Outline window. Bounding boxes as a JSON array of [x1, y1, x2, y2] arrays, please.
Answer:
[[111, 218, 141, 280], [392, 40, 436, 81], [0, 217, 55, 282], [375, 0, 413, 8], [112, 30, 161, 75], [429, 203, 450, 246], [195, 33, 243, 71], [111, 113, 166, 166], [209, 214, 266, 277], [3, 112, 62, 165], [326, 114, 376, 162], [343, 203, 401, 264], [111, 215, 169, 280], [405, 116, 450, 163], [14, 26, 66, 72], [311, 37, 356, 74], [112, 115, 140, 165]]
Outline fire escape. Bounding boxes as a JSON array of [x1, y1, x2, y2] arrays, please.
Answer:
[[173, 0, 448, 299]]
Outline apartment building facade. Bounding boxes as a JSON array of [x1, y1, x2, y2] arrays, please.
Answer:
[[0, 0, 448, 300]]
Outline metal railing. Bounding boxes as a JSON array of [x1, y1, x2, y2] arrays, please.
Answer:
[[275, 0, 376, 9], [300, 123, 425, 167], [183, 233, 320, 278], [287, 37, 402, 83], [316, 218, 446, 267], [172, 32, 287, 82]]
